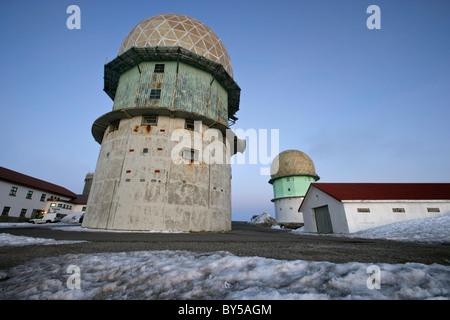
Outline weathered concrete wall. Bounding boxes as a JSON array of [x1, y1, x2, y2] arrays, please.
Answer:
[[83, 115, 232, 231], [112, 62, 228, 126]]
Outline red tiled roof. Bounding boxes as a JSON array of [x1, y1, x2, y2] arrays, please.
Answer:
[[0, 166, 77, 199], [311, 183, 450, 201], [70, 194, 88, 204]]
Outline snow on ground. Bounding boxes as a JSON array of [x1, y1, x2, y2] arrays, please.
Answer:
[[0, 213, 449, 300], [289, 213, 450, 244], [0, 233, 86, 247], [1, 250, 449, 300]]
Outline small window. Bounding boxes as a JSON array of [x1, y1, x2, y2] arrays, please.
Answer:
[[109, 120, 120, 132], [50, 203, 56, 207], [185, 119, 195, 130], [286, 178, 290, 182], [9, 186, 18, 196], [154, 64, 165, 73], [20, 208, 27, 218], [58, 203, 62, 208], [357, 208, 371, 213], [26, 190, 33, 199], [150, 89, 161, 100], [2, 206, 11, 216], [143, 148, 149, 154], [82, 207, 86, 211], [392, 208, 405, 213], [142, 115, 158, 126], [427, 208, 440, 213], [183, 148, 199, 162], [40, 194, 46, 202]]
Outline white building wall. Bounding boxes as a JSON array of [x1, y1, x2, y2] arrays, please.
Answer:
[[0, 180, 71, 219], [274, 197, 304, 223], [302, 185, 450, 234], [301, 186, 349, 234], [343, 200, 450, 233]]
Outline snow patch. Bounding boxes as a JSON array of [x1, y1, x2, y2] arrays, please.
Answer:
[[0, 233, 86, 247], [0, 250, 448, 300]]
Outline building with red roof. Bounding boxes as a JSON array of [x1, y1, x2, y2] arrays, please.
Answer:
[[299, 183, 450, 234], [0, 166, 89, 221]]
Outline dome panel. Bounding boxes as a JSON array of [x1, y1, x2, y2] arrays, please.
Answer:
[[270, 150, 317, 180], [118, 13, 233, 77]]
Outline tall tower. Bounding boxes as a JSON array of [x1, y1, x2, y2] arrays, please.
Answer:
[[82, 14, 243, 231], [269, 150, 319, 223]]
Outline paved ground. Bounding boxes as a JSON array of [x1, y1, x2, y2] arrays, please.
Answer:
[[1, 222, 449, 270]]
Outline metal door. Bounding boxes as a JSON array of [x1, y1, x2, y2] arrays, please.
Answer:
[[314, 205, 333, 233]]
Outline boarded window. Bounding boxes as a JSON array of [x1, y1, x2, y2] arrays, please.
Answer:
[[185, 119, 195, 130], [183, 148, 199, 162], [109, 120, 120, 132], [150, 89, 161, 99], [142, 116, 157, 126], [154, 64, 165, 73]]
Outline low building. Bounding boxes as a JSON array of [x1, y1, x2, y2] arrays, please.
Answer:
[[300, 183, 450, 234], [0, 166, 88, 222]]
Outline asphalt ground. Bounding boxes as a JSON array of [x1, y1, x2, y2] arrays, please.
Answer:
[[1, 222, 449, 270]]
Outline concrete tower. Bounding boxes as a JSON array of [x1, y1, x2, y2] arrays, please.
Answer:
[[82, 14, 243, 231], [269, 150, 319, 223]]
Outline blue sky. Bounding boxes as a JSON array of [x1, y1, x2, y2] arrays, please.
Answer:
[[1, 0, 449, 221]]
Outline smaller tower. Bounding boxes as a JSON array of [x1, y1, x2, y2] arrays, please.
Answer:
[[82, 173, 94, 196], [269, 150, 319, 223]]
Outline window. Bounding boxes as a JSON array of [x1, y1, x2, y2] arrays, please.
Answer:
[[185, 119, 195, 130], [183, 148, 199, 162], [392, 208, 405, 213], [40, 194, 46, 202], [154, 64, 165, 73], [357, 208, 371, 213], [20, 209, 27, 218], [82, 207, 86, 211], [9, 186, 18, 196], [143, 148, 149, 154], [50, 203, 56, 207], [2, 206, 10, 216], [26, 190, 33, 199], [427, 208, 440, 213], [150, 89, 161, 100], [142, 115, 158, 126], [109, 120, 120, 132]]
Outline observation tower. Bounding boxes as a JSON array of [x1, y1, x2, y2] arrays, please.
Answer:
[[82, 14, 244, 231], [269, 150, 320, 223]]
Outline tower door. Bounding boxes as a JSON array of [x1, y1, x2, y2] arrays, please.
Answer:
[[314, 205, 333, 234]]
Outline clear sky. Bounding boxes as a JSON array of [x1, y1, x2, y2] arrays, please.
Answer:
[[1, 0, 449, 221]]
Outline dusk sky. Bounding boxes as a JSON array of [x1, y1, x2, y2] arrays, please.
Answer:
[[1, 0, 449, 221]]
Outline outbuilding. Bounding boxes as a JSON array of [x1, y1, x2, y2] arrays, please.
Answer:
[[300, 183, 450, 234]]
